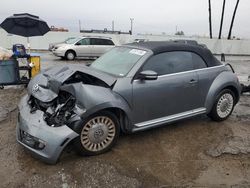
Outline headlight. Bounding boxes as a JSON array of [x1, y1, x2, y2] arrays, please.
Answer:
[[58, 46, 66, 50], [20, 130, 46, 150]]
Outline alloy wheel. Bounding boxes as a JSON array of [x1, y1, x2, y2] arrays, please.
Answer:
[[80, 116, 116, 152], [216, 93, 234, 118]]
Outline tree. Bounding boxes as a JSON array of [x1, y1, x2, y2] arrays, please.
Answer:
[[208, 0, 213, 39], [175, 31, 185, 36], [228, 0, 240, 39], [219, 0, 226, 39]]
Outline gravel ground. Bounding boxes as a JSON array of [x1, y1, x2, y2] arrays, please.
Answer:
[[0, 52, 250, 188]]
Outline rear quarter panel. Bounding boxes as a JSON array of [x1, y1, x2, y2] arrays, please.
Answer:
[[196, 65, 225, 107], [202, 67, 241, 113]]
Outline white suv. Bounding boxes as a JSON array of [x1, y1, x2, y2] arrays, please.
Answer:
[[52, 36, 115, 60]]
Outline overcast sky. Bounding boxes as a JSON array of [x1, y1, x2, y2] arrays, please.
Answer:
[[0, 0, 249, 38]]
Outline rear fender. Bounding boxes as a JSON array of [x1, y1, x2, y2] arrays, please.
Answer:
[[205, 71, 241, 113]]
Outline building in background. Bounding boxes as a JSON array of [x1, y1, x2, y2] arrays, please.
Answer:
[[80, 28, 131, 35], [50, 26, 69, 32]]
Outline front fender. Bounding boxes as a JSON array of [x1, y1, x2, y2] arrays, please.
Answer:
[[60, 83, 132, 121], [205, 71, 241, 113]]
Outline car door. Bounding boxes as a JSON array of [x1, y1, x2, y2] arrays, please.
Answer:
[[90, 38, 114, 57], [132, 51, 201, 125], [192, 53, 223, 107], [74, 38, 91, 57]]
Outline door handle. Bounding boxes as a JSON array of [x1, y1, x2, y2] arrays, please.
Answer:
[[189, 79, 198, 84]]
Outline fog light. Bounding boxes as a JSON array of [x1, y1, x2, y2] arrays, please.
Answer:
[[20, 130, 46, 150]]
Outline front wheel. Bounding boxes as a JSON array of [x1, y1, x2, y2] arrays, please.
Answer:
[[208, 89, 236, 121], [73, 111, 120, 156], [65, 51, 75, 60]]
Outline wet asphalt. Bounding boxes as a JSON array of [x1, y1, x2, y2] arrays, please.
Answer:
[[0, 52, 250, 187]]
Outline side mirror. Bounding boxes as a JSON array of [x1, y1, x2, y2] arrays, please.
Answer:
[[75, 42, 81, 46], [138, 70, 158, 80]]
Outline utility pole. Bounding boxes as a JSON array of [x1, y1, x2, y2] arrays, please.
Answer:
[[130, 18, 134, 35], [79, 20, 81, 32], [112, 20, 114, 31], [208, 0, 213, 39], [228, 0, 240, 40], [219, 0, 226, 39]]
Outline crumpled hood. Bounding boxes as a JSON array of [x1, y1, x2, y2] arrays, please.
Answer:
[[28, 64, 117, 102]]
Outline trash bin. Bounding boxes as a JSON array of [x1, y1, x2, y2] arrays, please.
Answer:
[[29, 55, 41, 77], [0, 59, 19, 85]]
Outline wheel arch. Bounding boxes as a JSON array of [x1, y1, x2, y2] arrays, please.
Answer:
[[80, 106, 132, 133], [205, 71, 241, 113], [65, 49, 76, 58], [223, 85, 240, 104], [99, 107, 131, 133], [69, 104, 133, 134]]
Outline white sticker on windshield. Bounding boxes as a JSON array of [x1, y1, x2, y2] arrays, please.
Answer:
[[129, 49, 146, 56]]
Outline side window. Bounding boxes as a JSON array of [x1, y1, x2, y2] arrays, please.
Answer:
[[103, 39, 114, 45], [91, 38, 103, 45], [142, 51, 194, 75], [91, 38, 100, 45], [91, 38, 114, 45], [76, 38, 90, 45], [192, 53, 207, 69]]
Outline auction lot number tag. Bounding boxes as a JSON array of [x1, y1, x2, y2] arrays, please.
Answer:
[[129, 49, 146, 56]]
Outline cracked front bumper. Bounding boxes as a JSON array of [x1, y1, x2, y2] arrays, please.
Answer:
[[16, 95, 79, 164]]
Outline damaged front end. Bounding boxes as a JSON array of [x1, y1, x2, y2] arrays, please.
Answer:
[[16, 94, 79, 164], [17, 64, 119, 163], [26, 64, 117, 127]]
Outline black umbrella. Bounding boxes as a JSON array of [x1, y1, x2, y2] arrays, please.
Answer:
[[0, 13, 50, 37], [0, 13, 50, 52]]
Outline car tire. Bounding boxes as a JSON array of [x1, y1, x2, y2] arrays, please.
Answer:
[[73, 111, 120, 156], [208, 89, 236, 121], [65, 50, 75, 60]]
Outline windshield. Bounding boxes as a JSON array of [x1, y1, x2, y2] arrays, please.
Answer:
[[65, 37, 80, 44], [90, 47, 147, 76]]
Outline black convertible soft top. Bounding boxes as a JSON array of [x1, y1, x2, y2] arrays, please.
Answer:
[[125, 41, 222, 67]]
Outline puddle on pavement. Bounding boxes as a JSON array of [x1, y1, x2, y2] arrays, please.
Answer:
[[207, 96, 250, 157], [207, 135, 250, 157]]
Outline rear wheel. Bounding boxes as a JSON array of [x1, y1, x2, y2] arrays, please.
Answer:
[[65, 50, 75, 60], [73, 111, 120, 156], [208, 89, 235, 121]]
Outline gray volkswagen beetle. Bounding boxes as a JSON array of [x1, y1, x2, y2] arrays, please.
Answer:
[[17, 41, 241, 164]]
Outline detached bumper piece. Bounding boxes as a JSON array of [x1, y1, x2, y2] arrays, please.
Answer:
[[16, 95, 79, 164], [241, 84, 250, 94]]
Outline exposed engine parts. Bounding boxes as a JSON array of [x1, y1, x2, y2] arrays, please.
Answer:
[[28, 91, 76, 127]]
